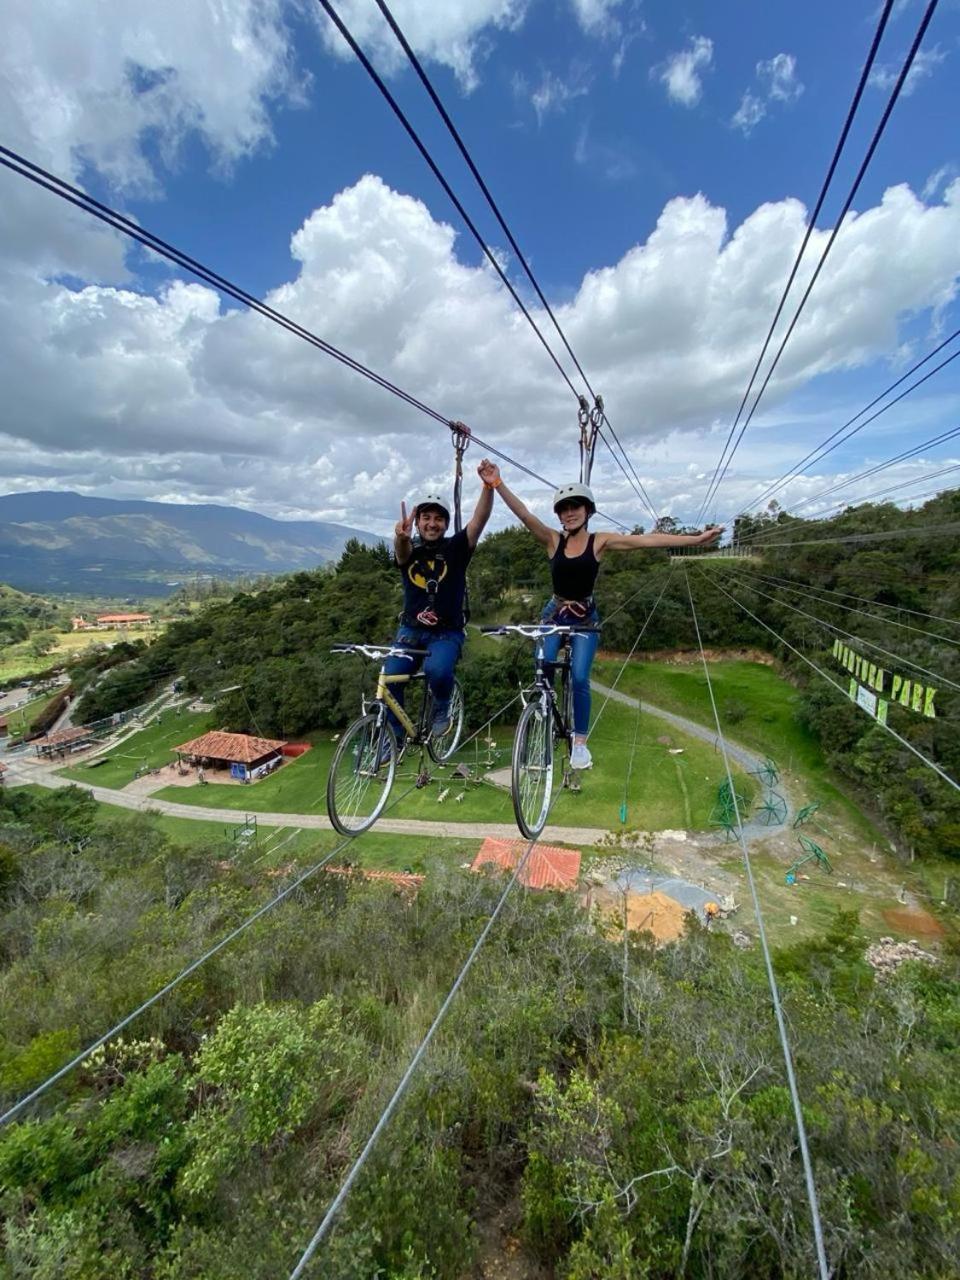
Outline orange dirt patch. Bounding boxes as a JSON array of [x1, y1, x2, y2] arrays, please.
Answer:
[[593, 888, 689, 944], [881, 907, 946, 938]]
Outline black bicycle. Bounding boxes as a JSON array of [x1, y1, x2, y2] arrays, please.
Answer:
[[326, 643, 464, 835], [481, 623, 599, 838]]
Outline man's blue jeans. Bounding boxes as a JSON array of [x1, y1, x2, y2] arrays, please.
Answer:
[[383, 626, 464, 741], [538, 605, 600, 736]]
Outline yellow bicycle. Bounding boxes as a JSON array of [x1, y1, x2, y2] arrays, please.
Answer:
[[326, 643, 464, 835]]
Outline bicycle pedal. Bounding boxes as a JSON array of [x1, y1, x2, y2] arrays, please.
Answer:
[[415, 771, 431, 789]]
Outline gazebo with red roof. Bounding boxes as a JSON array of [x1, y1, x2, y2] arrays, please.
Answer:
[[173, 730, 287, 781], [471, 838, 581, 891]]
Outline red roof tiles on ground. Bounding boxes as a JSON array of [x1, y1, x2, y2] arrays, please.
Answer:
[[471, 838, 581, 891], [173, 730, 287, 764]]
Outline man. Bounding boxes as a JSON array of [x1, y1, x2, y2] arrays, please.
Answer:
[[386, 427, 494, 740]]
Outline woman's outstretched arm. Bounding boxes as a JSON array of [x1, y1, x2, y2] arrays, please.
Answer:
[[477, 459, 558, 550]]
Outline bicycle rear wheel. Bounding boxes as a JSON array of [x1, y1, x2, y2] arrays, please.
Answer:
[[511, 699, 554, 839], [326, 714, 397, 836], [427, 678, 465, 764]]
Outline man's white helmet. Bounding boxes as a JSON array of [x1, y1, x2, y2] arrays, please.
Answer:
[[413, 492, 451, 523], [553, 483, 596, 515]]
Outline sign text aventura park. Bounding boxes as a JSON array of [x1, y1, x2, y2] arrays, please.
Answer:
[[833, 639, 937, 726]]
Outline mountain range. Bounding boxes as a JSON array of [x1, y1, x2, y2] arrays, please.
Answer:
[[0, 491, 381, 596]]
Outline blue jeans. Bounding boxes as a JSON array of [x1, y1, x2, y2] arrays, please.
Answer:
[[384, 626, 464, 740], [538, 604, 600, 736]]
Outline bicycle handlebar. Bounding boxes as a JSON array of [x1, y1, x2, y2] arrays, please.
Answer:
[[480, 624, 602, 638], [330, 644, 428, 661]]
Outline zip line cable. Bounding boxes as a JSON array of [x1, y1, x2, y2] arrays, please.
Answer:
[[696, 568, 960, 794], [735, 326, 960, 519], [682, 570, 830, 1280], [0, 832, 354, 1128], [715, 565, 960, 649], [715, 576, 960, 631], [597, 421, 660, 523], [801, 460, 960, 520], [717, 567, 960, 693], [0, 687, 525, 1130], [314, 0, 583, 404], [700, 0, 940, 519], [0, 145, 630, 533], [740, 423, 960, 542], [288, 825, 550, 1277], [772, 420, 960, 518], [325, 0, 660, 524], [589, 572, 673, 738], [694, 0, 896, 525], [371, 0, 595, 401], [736, 521, 960, 549], [596, 426, 659, 523], [0, 146, 446, 422]]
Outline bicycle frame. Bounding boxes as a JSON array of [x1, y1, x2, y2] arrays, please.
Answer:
[[371, 669, 420, 742], [528, 640, 574, 749]]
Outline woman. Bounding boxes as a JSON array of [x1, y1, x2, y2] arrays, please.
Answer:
[[477, 459, 722, 770]]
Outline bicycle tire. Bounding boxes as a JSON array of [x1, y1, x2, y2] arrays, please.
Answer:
[[427, 679, 465, 764], [511, 698, 554, 839], [326, 713, 397, 836]]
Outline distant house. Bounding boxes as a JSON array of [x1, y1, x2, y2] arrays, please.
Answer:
[[173, 730, 287, 781], [72, 612, 153, 631], [35, 726, 94, 758], [471, 837, 581, 890]]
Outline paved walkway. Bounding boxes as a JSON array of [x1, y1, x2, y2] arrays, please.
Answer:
[[2, 682, 788, 845]]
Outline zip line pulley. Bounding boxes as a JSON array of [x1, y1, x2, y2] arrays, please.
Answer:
[[578, 394, 604, 485]]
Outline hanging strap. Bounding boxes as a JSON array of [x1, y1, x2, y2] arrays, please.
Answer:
[[450, 421, 470, 534], [578, 394, 604, 485]]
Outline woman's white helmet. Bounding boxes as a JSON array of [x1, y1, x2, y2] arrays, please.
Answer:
[[553, 482, 596, 515], [413, 492, 451, 523]]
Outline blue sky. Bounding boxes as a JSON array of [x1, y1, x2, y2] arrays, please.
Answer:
[[1, 0, 958, 532]]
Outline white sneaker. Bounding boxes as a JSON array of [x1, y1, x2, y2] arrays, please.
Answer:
[[570, 743, 593, 770]]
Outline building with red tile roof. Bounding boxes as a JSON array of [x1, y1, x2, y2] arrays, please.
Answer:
[[471, 838, 581, 891], [173, 730, 287, 781], [34, 726, 94, 758]]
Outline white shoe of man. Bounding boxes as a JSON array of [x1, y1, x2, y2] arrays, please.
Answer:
[[570, 743, 593, 770]]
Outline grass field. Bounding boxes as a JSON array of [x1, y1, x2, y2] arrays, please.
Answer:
[[147, 698, 748, 832], [57, 707, 214, 787], [595, 656, 881, 844], [0, 689, 62, 737], [0, 626, 163, 683]]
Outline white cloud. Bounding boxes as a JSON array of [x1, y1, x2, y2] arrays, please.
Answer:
[[654, 35, 713, 108], [923, 163, 958, 201], [570, 0, 625, 37], [732, 92, 766, 136], [732, 51, 803, 135], [868, 45, 947, 97], [3, 175, 960, 530], [0, 0, 302, 285], [315, 0, 530, 93], [758, 52, 803, 103], [514, 64, 592, 124]]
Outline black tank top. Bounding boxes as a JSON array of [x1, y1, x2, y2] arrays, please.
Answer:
[[550, 533, 599, 600]]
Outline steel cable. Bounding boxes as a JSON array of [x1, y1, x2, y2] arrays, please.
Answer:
[[695, 0, 897, 522], [683, 570, 830, 1279], [701, 1, 942, 519]]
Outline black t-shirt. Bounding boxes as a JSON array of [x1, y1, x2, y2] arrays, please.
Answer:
[[398, 528, 473, 628]]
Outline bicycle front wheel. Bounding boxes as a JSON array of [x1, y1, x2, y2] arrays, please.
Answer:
[[511, 699, 554, 839], [427, 679, 465, 764], [326, 714, 397, 836]]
